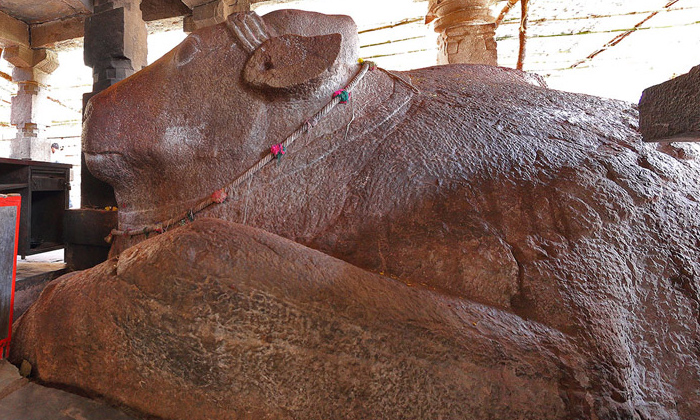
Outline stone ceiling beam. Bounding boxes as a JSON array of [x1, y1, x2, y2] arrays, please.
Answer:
[[31, 16, 87, 48], [0, 10, 30, 48]]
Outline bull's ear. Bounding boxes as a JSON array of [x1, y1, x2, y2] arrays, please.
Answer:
[[243, 33, 342, 93]]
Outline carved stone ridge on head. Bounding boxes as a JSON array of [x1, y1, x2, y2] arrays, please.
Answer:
[[226, 11, 273, 53]]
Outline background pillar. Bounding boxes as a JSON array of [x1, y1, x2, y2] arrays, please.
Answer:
[[3, 47, 59, 161], [427, 0, 498, 66]]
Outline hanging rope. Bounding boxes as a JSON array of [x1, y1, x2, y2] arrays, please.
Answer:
[[493, 0, 530, 70], [517, 0, 530, 70], [495, 0, 520, 28], [107, 61, 376, 242], [569, 0, 681, 69]]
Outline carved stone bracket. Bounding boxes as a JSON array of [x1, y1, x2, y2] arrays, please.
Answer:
[[183, 0, 251, 32]]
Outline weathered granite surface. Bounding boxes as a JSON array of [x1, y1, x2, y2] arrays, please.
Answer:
[[12, 9, 700, 420]]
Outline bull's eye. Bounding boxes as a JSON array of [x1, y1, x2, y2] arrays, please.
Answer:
[[175, 35, 201, 67]]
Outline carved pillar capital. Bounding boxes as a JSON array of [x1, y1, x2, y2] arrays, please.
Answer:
[[427, 0, 498, 66], [2, 46, 59, 74], [84, 0, 147, 93]]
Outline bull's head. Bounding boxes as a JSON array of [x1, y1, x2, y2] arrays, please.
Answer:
[[83, 10, 360, 229]]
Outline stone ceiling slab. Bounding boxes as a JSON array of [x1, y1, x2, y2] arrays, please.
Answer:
[[0, 0, 92, 25]]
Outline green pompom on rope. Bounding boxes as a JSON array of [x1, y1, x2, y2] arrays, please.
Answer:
[[333, 89, 350, 104]]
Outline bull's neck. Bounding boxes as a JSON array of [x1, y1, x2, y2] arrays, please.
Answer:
[[209, 65, 419, 232]]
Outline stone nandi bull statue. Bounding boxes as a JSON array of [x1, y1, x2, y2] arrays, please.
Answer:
[[12, 9, 700, 420]]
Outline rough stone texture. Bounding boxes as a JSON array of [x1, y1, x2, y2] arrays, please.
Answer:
[[639, 64, 700, 142], [243, 33, 342, 92], [22, 9, 700, 419]]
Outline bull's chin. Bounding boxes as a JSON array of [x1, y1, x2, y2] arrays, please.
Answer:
[[84, 151, 135, 187]]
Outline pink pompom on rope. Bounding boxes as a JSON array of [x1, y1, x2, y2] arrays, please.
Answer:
[[211, 188, 228, 204], [270, 143, 286, 161]]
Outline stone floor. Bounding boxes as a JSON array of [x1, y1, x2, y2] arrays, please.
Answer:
[[0, 360, 139, 420]]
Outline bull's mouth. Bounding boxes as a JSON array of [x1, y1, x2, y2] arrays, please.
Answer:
[[83, 151, 132, 184]]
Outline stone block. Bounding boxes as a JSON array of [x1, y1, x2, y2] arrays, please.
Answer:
[[64, 209, 118, 270], [84, 5, 147, 72], [3, 46, 58, 73], [91, 58, 135, 92], [639, 64, 700, 142], [184, 0, 250, 32], [65, 244, 111, 271], [10, 136, 51, 161], [0, 10, 29, 48], [141, 0, 191, 21], [64, 209, 118, 246], [2, 46, 34, 68], [31, 16, 86, 49], [10, 89, 39, 127]]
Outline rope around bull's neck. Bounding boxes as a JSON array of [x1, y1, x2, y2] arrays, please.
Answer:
[[107, 61, 387, 242]]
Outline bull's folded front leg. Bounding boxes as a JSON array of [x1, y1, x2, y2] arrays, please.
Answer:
[[11, 218, 592, 420]]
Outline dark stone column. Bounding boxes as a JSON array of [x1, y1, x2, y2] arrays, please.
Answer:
[[70, 0, 147, 270], [427, 0, 497, 66], [82, 0, 147, 208], [639, 64, 700, 143]]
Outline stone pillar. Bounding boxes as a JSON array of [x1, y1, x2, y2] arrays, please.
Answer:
[[82, 0, 147, 208], [427, 0, 497, 66], [68, 0, 146, 271], [2, 46, 59, 161], [183, 0, 250, 32]]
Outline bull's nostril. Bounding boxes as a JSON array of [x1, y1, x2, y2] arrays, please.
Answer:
[[264, 61, 274, 70]]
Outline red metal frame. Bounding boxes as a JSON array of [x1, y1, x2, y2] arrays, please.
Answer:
[[0, 195, 21, 358]]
